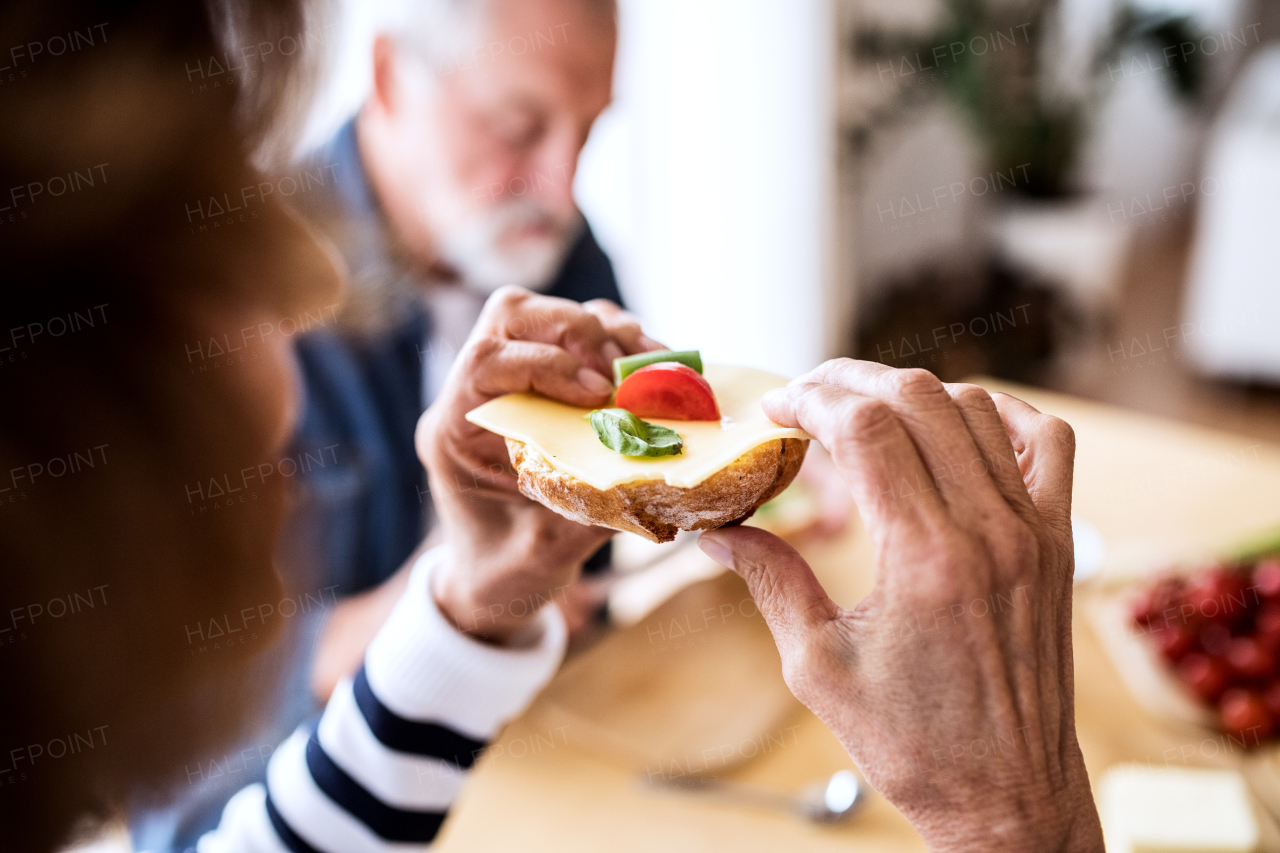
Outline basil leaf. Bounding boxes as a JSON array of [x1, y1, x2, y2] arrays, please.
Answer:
[[589, 408, 683, 458]]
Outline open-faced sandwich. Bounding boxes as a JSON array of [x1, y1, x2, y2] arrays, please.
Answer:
[[465, 350, 810, 542]]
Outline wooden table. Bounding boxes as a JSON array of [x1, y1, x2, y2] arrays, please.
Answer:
[[434, 382, 1280, 851]]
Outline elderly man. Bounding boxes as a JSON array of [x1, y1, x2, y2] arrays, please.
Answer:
[[129, 1, 621, 849], [283, 0, 621, 627]]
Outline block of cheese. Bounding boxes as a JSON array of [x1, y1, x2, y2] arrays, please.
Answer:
[[1099, 766, 1259, 853], [465, 365, 810, 491]]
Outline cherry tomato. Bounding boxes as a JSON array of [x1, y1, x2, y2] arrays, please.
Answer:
[[1227, 637, 1277, 680], [1154, 624, 1195, 661], [1185, 569, 1249, 627], [1254, 560, 1280, 600], [1131, 575, 1186, 629], [1256, 604, 1280, 653], [1263, 681, 1280, 718], [1177, 653, 1229, 703], [1198, 622, 1233, 657], [614, 362, 720, 421], [1220, 688, 1273, 740]]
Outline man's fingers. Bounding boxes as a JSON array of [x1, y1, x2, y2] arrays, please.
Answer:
[[477, 291, 665, 384], [415, 406, 519, 497], [478, 287, 616, 378], [473, 338, 614, 405], [990, 393, 1076, 539], [698, 527, 837, 654], [423, 291, 653, 502], [797, 360, 1010, 518], [448, 336, 613, 415], [582, 299, 665, 354], [943, 383, 1038, 524], [762, 379, 943, 540]]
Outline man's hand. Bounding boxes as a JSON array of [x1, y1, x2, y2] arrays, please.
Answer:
[[698, 360, 1103, 852], [417, 287, 659, 645]]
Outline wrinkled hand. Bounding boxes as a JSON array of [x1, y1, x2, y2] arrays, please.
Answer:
[[416, 287, 659, 644], [698, 361, 1103, 852]]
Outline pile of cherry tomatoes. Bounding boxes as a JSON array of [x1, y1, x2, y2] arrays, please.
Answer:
[[1132, 557, 1280, 741]]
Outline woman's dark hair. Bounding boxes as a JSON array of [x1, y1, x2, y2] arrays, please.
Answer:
[[0, 1, 337, 849]]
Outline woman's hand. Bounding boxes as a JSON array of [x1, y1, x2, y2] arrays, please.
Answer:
[[416, 286, 659, 644], [699, 360, 1103, 852]]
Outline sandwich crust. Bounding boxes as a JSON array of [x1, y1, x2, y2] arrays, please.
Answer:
[[507, 436, 809, 543]]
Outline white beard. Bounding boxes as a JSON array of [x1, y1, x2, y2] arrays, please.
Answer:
[[432, 199, 582, 295]]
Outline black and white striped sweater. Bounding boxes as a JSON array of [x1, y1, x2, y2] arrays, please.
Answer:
[[195, 546, 566, 852]]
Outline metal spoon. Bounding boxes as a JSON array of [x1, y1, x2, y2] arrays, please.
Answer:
[[646, 769, 869, 824]]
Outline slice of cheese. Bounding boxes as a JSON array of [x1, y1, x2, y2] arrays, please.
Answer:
[[465, 365, 811, 491], [1099, 766, 1259, 853]]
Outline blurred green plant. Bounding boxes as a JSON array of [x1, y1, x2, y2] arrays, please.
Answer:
[[945, 0, 1204, 196], [938, 0, 1072, 197], [1105, 6, 1207, 100], [856, 0, 1206, 197]]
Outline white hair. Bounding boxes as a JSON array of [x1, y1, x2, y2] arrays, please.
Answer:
[[382, 0, 615, 71], [382, 0, 490, 71]]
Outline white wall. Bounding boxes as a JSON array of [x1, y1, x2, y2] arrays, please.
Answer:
[[576, 0, 841, 378], [295, 0, 377, 155], [1182, 46, 1280, 382]]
